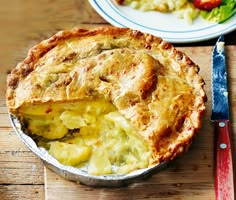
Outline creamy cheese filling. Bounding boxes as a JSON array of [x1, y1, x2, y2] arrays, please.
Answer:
[[20, 99, 151, 175]]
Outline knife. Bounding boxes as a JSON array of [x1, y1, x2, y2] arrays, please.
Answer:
[[211, 35, 235, 200]]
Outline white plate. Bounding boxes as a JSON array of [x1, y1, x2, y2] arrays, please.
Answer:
[[89, 0, 236, 43]]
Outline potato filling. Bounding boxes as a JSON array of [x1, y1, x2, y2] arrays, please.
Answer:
[[20, 99, 151, 175]]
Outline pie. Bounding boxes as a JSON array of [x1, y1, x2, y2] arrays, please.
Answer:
[[6, 27, 206, 175]]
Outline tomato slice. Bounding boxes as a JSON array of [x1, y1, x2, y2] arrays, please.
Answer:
[[193, 0, 222, 11]]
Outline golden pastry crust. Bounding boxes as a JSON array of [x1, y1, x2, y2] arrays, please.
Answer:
[[6, 27, 206, 166]]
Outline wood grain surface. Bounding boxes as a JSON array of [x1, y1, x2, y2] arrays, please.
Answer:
[[0, 0, 235, 199]]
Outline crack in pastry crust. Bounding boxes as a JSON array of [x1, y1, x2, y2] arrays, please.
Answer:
[[6, 27, 206, 168]]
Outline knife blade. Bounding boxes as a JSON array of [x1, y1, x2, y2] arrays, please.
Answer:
[[211, 35, 235, 200]]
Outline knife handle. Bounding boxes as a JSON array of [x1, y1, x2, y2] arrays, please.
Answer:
[[214, 120, 235, 200]]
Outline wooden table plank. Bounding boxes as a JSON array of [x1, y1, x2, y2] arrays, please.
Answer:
[[0, 185, 44, 200], [0, 127, 44, 184], [45, 168, 214, 200]]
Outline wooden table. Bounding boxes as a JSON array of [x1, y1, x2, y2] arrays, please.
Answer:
[[0, 1, 235, 199]]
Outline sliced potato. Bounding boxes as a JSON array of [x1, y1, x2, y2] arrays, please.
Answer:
[[49, 141, 92, 166]]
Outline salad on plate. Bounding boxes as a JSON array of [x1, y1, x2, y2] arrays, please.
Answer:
[[115, 0, 236, 24]]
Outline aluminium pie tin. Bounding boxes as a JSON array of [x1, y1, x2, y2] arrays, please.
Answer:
[[10, 114, 168, 187]]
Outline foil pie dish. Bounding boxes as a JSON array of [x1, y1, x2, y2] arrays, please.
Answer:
[[6, 27, 206, 187]]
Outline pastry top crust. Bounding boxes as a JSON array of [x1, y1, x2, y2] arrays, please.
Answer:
[[6, 27, 206, 165]]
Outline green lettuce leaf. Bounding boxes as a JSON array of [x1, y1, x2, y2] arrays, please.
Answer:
[[200, 0, 236, 23]]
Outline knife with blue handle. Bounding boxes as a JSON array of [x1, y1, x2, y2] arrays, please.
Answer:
[[211, 35, 235, 200]]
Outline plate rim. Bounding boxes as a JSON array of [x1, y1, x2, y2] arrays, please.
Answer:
[[89, 0, 236, 43]]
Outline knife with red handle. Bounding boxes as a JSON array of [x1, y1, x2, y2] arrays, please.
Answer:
[[211, 36, 235, 200], [214, 120, 234, 200]]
